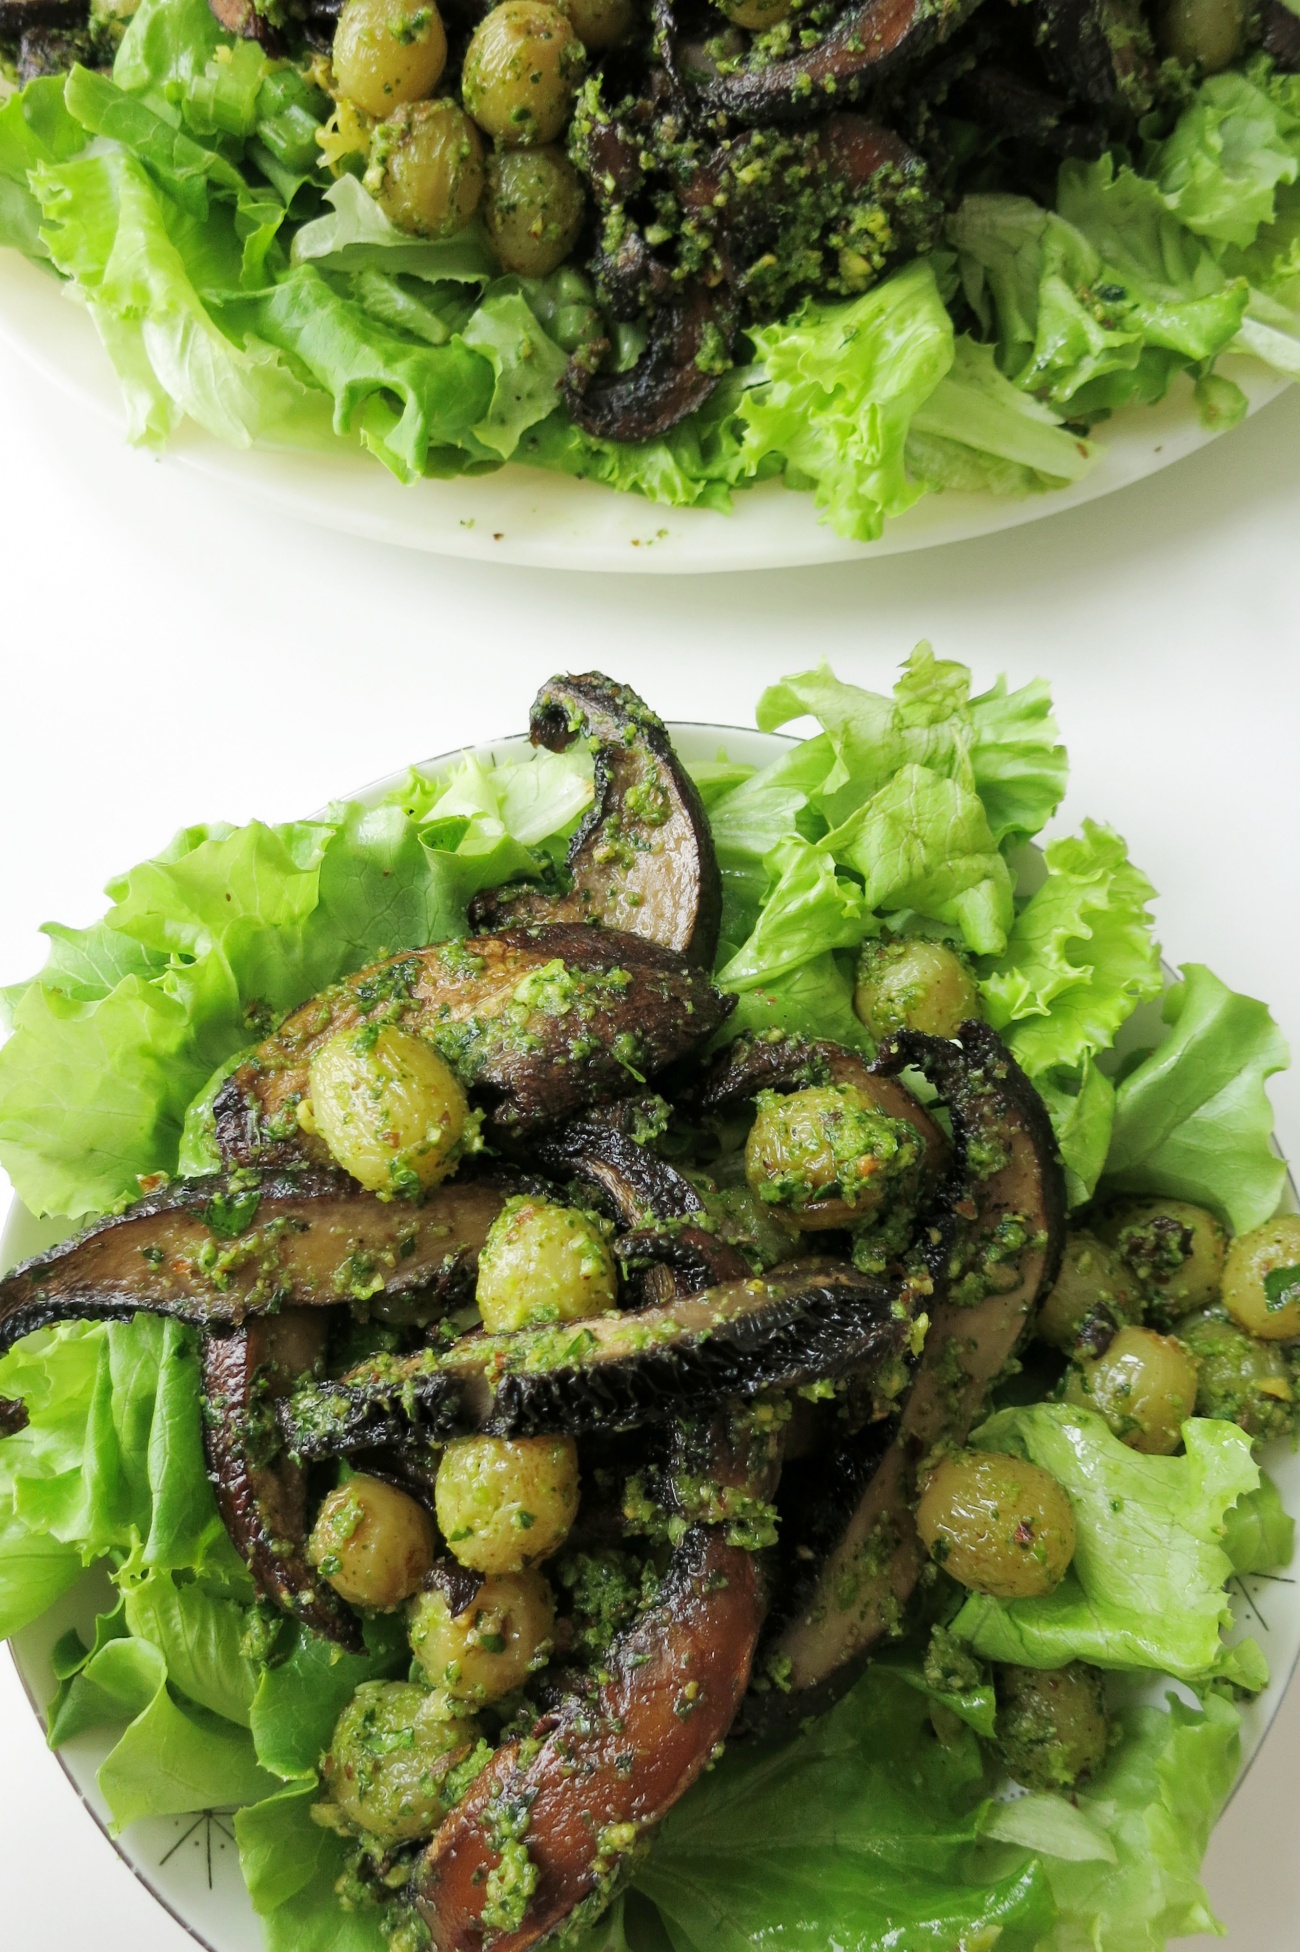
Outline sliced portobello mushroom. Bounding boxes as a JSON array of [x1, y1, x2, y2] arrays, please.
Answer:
[[1032, 0, 1155, 110], [0, 1166, 508, 1386], [276, 1261, 912, 1457], [202, 1312, 363, 1651], [409, 1425, 769, 1952], [1261, 0, 1300, 66], [562, 282, 738, 445], [206, 0, 282, 44], [468, 673, 723, 967], [741, 1020, 1065, 1731], [665, 0, 980, 125], [213, 924, 733, 1164]]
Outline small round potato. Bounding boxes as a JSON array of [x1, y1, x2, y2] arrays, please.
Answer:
[[1161, 0, 1247, 71], [371, 99, 485, 238], [435, 1434, 579, 1573], [484, 146, 585, 277], [1178, 1308, 1295, 1442], [853, 937, 981, 1043], [408, 1568, 555, 1702], [915, 1450, 1076, 1599], [1222, 1215, 1300, 1340], [476, 1194, 616, 1333], [717, 0, 793, 23], [332, 0, 448, 118], [1036, 1230, 1142, 1351], [320, 1680, 478, 1844], [744, 1083, 925, 1231], [307, 1024, 472, 1195], [559, 0, 638, 46], [994, 1662, 1109, 1792], [1064, 1325, 1199, 1455], [1097, 1198, 1227, 1317], [308, 1474, 437, 1611], [462, 1, 583, 146]]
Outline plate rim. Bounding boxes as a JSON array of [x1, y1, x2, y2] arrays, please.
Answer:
[[0, 248, 1289, 574], [4, 716, 1299, 1950]]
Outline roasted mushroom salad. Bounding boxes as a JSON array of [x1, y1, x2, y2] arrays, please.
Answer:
[[2, 0, 1300, 538], [0, 659, 1296, 1952]]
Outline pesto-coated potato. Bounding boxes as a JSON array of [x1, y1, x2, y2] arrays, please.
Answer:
[[370, 99, 485, 238], [1036, 1230, 1142, 1351], [320, 1680, 478, 1844], [853, 937, 981, 1043], [308, 1474, 437, 1610], [994, 1662, 1109, 1792], [1161, 0, 1247, 70], [306, 1024, 473, 1194], [476, 1194, 615, 1332], [1097, 1198, 1227, 1318], [484, 145, 585, 277], [1177, 1309, 1295, 1442], [744, 1083, 925, 1231], [915, 1450, 1076, 1599], [332, 0, 447, 118], [1064, 1324, 1199, 1454], [559, 0, 638, 47], [408, 1569, 555, 1702], [1222, 1215, 1300, 1340], [435, 1435, 579, 1573], [462, 1, 583, 146]]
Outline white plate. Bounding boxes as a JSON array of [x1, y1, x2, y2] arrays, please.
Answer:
[[0, 249, 1289, 573], [4, 720, 1298, 1952]]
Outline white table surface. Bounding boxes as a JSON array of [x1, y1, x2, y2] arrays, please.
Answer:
[[0, 339, 1298, 1951]]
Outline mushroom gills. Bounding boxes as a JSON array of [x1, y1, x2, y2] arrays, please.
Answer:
[[213, 923, 733, 1163], [276, 1261, 914, 1456], [470, 672, 723, 967], [202, 1312, 363, 1651], [741, 1020, 1066, 1732]]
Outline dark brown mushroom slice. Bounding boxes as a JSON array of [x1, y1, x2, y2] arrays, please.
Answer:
[[666, 0, 980, 125], [0, 1167, 509, 1390], [469, 673, 724, 968], [16, 24, 97, 76], [1032, 0, 1155, 110], [0, 0, 84, 32], [1262, 0, 1300, 65], [534, 1096, 709, 1229], [202, 1312, 363, 1651], [213, 924, 733, 1165], [409, 1426, 770, 1952], [698, 1031, 949, 1183], [276, 1261, 913, 1457], [741, 1021, 1065, 1732], [951, 63, 1110, 156], [613, 1225, 753, 1296], [562, 282, 737, 445], [206, 0, 283, 43]]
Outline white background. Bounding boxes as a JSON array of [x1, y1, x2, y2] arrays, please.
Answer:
[[0, 346, 1298, 1950]]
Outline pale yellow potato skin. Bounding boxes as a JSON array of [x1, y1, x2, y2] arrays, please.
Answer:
[[559, 0, 637, 48], [1161, 0, 1247, 71], [1223, 1215, 1300, 1340], [308, 1474, 437, 1610], [462, 1, 583, 146], [435, 1434, 580, 1573], [372, 99, 486, 238], [475, 1194, 615, 1333], [916, 1451, 1076, 1599], [484, 147, 586, 278], [853, 937, 981, 1042], [321, 1680, 479, 1843], [408, 1569, 555, 1702], [1064, 1325, 1199, 1455], [1097, 1197, 1227, 1317], [333, 0, 448, 118], [744, 1083, 919, 1232], [307, 1024, 472, 1193], [1036, 1230, 1142, 1351]]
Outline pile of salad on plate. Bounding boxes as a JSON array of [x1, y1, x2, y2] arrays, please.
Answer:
[[0, 657, 1297, 1952], [2, 0, 1300, 539]]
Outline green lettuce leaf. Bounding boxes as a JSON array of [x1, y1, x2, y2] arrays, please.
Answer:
[[736, 257, 955, 542], [1034, 1058, 1116, 1206], [249, 1614, 408, 1782], [715, 837, 864, 992], [980, 820, 1162, 1076], [906, 334, 1094, 495], [460, 289, 568, 458], [1153, 64, 1300, 251], [123, 1567, 260, 1725], [951, 1405, 1261, 1682], [1223, 1470, 1295, 1574], [0, 76, 88, 256], [1103, 962, 1289, 1231], [289, 171, 495, 283], [518, 373, 753, 516], [637, 1664, 1055, 1952]]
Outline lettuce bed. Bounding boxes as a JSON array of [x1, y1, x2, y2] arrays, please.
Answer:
[[3, 0, 1300, 539], [0, 651, 1294, 1952]]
